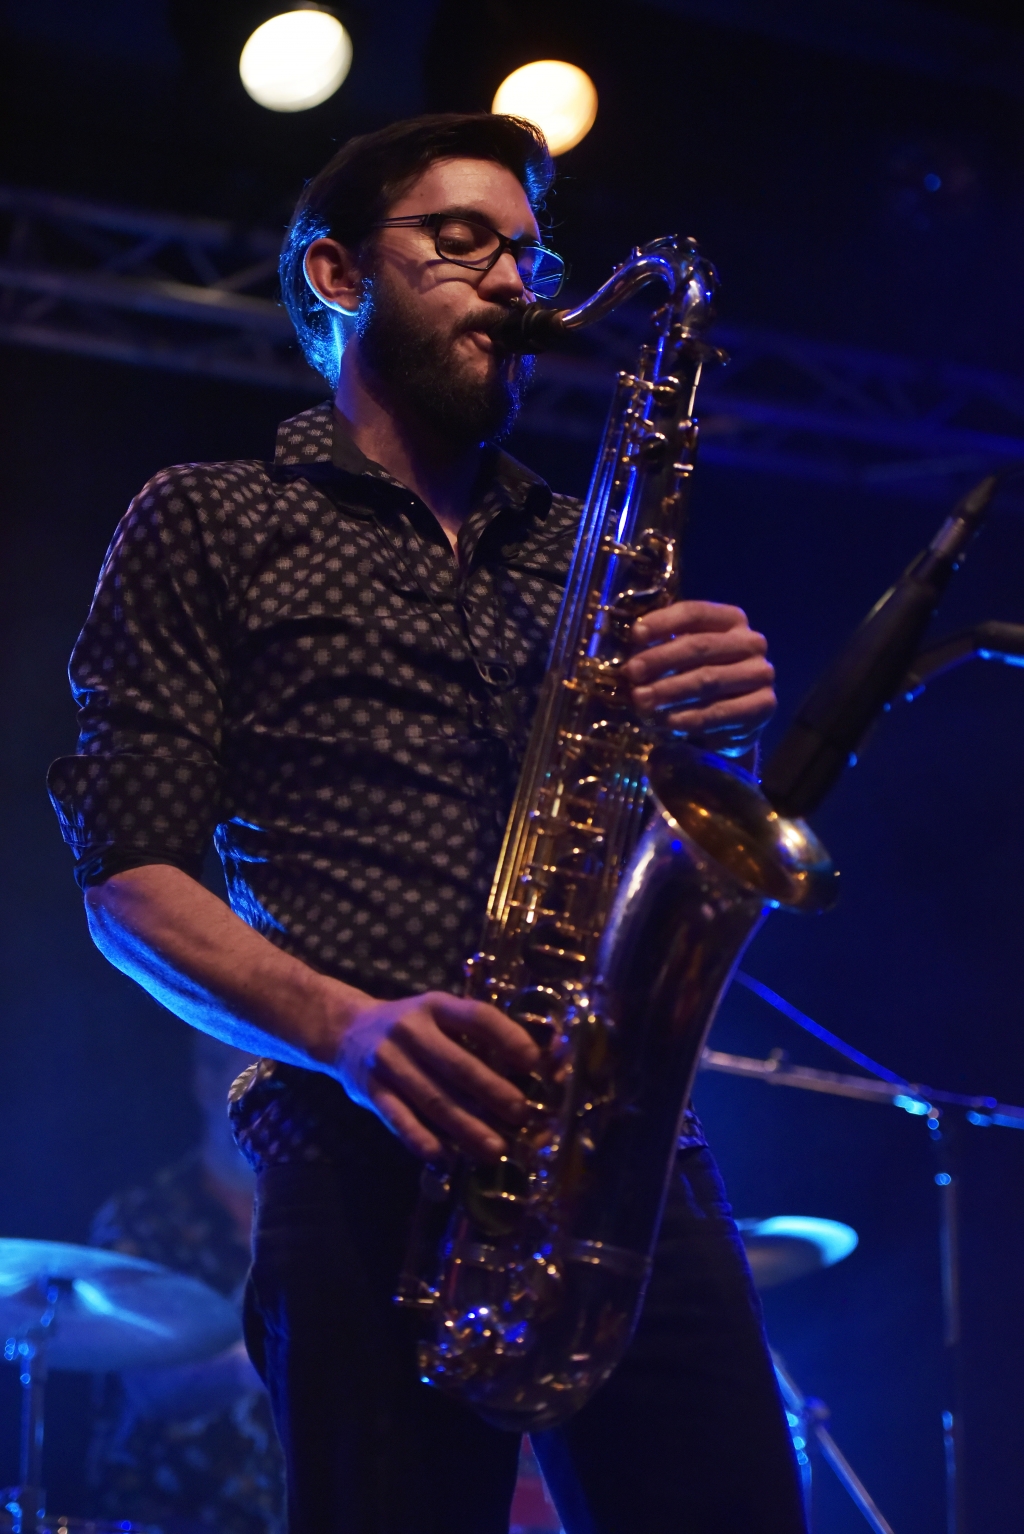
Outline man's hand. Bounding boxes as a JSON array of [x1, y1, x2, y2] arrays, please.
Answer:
[[624, 600, 776, 756], [84, 866, 541, 1167], [334, 991, 542, 1162]]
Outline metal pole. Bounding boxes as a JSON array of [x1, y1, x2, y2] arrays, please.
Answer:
[[4, 1278, 63, 1534], [773, 1354, 897, 1534], [812, 1420, 897, 1534], [772, 1358, 815, 1527], [16, 1337, 46, 1534], [930, 1112, 967, 1534]]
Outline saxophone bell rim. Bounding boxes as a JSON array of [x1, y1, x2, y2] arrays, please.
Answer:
[[647, 741, 838, 914]]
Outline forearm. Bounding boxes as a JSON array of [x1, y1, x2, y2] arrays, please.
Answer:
[[85, 863, 367, 1069], [84, 863, 540, 1162]]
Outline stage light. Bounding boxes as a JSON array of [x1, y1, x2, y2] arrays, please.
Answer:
[[239, 7, 352, 113], [492, 60, 597, 156]]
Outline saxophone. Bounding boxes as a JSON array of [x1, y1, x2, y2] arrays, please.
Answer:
[[395, 236, 838, 1431]]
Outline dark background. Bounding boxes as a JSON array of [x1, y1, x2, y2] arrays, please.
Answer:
[[2, 1, 1024, 1529]]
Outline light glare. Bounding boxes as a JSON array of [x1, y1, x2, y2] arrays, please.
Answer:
[[239, 9, 352, 113], [492, 60, 598, 156]]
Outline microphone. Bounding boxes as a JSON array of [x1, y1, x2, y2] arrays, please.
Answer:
[[761, 471, 1011, 820]]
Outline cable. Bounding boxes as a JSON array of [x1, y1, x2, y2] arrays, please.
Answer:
[[734, 971, 910, 1086]]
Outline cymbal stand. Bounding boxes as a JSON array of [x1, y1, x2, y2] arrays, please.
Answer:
[[773, 1354, 896, 1534], [705, 976, 1024, 1534], [928, 1112, 966, 1534], [2, 1277, 66, 1534]]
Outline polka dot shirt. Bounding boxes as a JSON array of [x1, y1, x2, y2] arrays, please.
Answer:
[[48, 400, 705, 1165]]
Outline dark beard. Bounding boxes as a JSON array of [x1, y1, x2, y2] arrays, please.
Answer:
[[355, 270, 534, 447]]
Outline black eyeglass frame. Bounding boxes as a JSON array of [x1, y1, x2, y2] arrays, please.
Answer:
[[372, 212, 567, 298]]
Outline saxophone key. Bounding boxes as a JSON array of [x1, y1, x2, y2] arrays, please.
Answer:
[[505, 983, 567, 1028], [527, 810, 606, 839], [523, 940, 589, 973], [464, 1156, 532, 1239]]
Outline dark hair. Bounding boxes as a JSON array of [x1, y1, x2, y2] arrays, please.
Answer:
[[280, 112, 555, 386]]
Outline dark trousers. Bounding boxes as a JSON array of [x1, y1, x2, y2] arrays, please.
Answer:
[[243, 1120, 807, 1534]]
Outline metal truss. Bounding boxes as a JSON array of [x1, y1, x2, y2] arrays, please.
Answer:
[[518, 315, 1024, 496], [0, 185, 319, 392], [3, 184, 1024, 496]]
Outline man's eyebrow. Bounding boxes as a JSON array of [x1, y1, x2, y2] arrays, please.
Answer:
[[436, 205, 541, 240]]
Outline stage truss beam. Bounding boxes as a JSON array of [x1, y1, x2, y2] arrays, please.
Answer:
[[3, 185, 1024, 497]]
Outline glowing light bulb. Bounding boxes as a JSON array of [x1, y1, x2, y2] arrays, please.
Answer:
[[239, 8, 352, 113], [492, 60, 598, 156]]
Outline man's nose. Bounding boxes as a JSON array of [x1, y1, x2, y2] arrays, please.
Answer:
[[478, 249, 526, 303]]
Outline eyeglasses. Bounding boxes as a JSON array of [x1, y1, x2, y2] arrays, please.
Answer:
[[373, 212, 567, 299]]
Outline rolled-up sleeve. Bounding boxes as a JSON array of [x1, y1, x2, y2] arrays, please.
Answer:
[[47, 467, 230, 888]]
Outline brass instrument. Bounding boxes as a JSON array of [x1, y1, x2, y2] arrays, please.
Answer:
[[395, 237, 838, 1432]]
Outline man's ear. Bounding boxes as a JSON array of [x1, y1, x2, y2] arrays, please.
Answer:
[[303, 237, 363, 315]]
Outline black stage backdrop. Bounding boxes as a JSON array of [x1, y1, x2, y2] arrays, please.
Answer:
[[2, 342, 1023, 1530]]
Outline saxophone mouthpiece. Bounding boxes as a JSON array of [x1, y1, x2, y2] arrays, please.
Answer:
[[492, 301, 567, 354]]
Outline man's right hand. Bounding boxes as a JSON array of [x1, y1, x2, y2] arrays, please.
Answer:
[[333, 991, 542, 1162], [84, 867, 540, 1164]]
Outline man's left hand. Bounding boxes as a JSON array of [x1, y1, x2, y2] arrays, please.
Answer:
[[624, 601, 776, 757]]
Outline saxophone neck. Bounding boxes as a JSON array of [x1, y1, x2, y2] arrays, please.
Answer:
[[494, 236, 720, 354]]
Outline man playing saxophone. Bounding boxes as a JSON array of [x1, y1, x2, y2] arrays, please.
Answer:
[[49, 114, 798, 1533]]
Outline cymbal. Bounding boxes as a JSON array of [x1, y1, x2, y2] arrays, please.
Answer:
[[0, 1239, 240, 1372], [737, 1216, 858, 1289]]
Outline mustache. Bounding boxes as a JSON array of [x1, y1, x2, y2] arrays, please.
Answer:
[[453, 304, 520, 344]]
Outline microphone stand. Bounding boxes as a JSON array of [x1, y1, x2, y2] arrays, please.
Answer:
[[929, 1113, 966, 1534], [756, 467, 1024, 1531], [701, 1028, 1024, 1534], [902, 620, 1024, 697]]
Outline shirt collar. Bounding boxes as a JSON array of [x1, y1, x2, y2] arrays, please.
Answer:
[[271, 401, 553, 527], [273, 400, 335, 466]]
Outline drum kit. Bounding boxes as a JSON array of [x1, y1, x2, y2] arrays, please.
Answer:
[[0, 1238, 240, 1534]]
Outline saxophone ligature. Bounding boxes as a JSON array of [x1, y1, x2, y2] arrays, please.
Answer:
[[395, 236, 839, 1431]]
